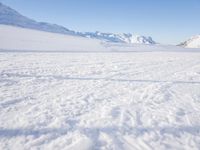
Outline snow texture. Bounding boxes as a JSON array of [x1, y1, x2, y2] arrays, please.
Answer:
[[0, 52, 200, 150]]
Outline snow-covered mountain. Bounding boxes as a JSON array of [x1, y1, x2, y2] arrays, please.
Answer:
[[79, 32, 156, 44], [0, 2, 156, 44], [179, 35, 200, 48], [0, 2, 75, 35]]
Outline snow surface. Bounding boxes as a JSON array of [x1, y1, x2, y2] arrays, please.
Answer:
[[179, 35, 200, 48], [0, 52, 200, 149]]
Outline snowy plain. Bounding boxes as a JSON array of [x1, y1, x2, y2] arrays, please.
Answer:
[[1, 52, 200, 150], [1, 25, 200, 150]]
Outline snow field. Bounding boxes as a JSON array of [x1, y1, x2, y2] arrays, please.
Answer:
[[0, 52, 200, 149]]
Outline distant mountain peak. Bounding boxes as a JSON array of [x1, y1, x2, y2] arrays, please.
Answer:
[[79, 32, 156, 44], [179, 35, 200, 48], [0, 2, 156, 44]]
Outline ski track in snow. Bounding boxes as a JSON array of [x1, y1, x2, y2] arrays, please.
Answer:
[[0, 52, 200, 150]]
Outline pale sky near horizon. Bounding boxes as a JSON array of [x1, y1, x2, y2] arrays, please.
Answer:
[[0, 0, 200, 44]]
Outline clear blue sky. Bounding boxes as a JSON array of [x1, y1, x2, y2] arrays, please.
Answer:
[[0, 0, 200, 44]]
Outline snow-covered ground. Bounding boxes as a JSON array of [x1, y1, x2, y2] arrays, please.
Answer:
[[1, 52, 200, 150]]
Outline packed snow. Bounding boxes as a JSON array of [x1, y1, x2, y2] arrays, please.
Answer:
[[0, 52, 200, 150]]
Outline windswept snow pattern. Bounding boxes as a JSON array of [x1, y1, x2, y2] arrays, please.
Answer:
[[0, 52, 200, 149]]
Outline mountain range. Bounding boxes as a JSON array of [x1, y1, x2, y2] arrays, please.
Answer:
[[0, 2, 156, 44]]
